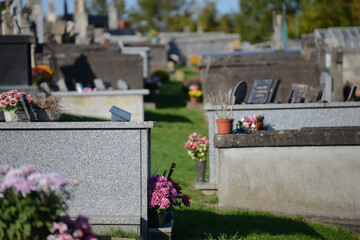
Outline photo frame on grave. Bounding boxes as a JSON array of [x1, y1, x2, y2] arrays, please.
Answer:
[[248, 79, 272, 104], [233, 81, 247, 104], [20, 94, 37, 121]]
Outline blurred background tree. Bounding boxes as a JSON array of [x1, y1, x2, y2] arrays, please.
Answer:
[[129, 0, 196, 32], [86, 0, 126, 17], [296, 0, 360, 34]]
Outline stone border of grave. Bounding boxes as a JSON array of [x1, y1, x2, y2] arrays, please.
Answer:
[[204, 102, 360, 190], [0, 121, 156, 239], [214, 127, 360, 222]]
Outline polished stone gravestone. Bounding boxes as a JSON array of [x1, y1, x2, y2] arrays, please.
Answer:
[[0, 35, 34, 86], [57, 79, 68, 92], [233, 81, 247, 104], [347, 85, 358, 101], [117, 79, 130, 90], [248, 79, 272, 103], [267, 79, 281, 103], [315, 83, 326, 102], [20, 93, 36, 121], [289, 84, 308, 103], [94, 78, 106, 90], [109, 105, 131, 122]]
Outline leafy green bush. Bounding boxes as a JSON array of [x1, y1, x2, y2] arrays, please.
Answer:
[[152, 70, 170, 83], [0, 165, 71, 240]]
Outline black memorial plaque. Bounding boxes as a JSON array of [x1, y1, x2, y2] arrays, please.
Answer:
[[248, 79, 272, 103]]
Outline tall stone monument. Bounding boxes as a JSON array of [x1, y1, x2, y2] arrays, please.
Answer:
[[27, 0, 44, 44], [108, 0, 118, 30], [46, 0, 56, 23], [75, 0, 89, 45]]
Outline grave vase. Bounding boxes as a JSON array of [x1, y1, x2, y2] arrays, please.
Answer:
[[189, 97, 199, 103], [4, 111, 29, 122], [196, 160, 207, 182], [149, 211, 167, 228], [216, 119, 234, 134]]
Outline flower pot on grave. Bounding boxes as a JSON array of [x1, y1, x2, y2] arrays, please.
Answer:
[[148, 211, 167, 228], [4, 111, 29, 122], [216, 119, 234, 134], [254, 120, 264, 131], [196, 160, 207, 182], [189, 97, 199, 103]]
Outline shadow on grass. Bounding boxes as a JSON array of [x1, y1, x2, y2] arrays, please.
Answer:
[[145, 110, 192, 123], [156, 82, 188, 108], [172, 209, 324, 240]]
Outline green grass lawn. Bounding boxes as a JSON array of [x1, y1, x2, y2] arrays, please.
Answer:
[[143, 76, 359, 240]]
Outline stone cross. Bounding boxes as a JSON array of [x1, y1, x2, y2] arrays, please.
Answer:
[[108, 0, 118, 30], [47, 0, 56, 23]]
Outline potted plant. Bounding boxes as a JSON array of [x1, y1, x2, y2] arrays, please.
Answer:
[[209, 89, 235, 134], [184, 132, 209, 182], [148, 164, 190, 228], [188, 85, 202, 103], [235, 115, 265, 133], [31, 65, 54, 86], [0, 90, 33, 122]]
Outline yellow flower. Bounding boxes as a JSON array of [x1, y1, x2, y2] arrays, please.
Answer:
[[36, 65, 54, 76], [188, 90, 202, 98]]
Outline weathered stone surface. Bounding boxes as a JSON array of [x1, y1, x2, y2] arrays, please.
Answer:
[[217, 145, 360, 221], [215, 127, 360, 148], [0, 122, 155, 239], [205, 102, 360, 188], [42, 43, 143, 90], [200, 49, 321, 105]]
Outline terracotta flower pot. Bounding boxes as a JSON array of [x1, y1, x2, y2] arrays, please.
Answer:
[[189, 97, 199, 103], [254, 120, 264, 131], [216, 119, 234, 134]]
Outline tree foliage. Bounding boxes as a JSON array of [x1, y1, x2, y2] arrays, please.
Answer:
[[198, 1, 218, 32], [129, 0, 195, 32], [296, 0, 360, 35], [234, 0, 301, 43], [85, 0, 125, 17]]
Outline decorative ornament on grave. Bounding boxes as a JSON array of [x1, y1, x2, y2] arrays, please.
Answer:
[[0, 90, 33, 122], [148, 163, 190, 228], [184, 132, 209, 182]]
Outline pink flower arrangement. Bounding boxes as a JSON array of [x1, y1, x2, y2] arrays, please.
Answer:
[[47, 215, 97, 240], [148, 164, 190, 213], [236, 115, 265, 133], [184, 132, 209, 161], [0, 165, 73, 198], [0, 90, 32, 113]]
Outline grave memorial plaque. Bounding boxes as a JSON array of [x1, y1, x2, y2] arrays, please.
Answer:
[[268, 79, 281, 103], [20, 94, 37, 121], [290, 84, 308, 103], [109, 105, 131, 122], [233, 81, 247, 104], [248, 79, 272, 103]]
